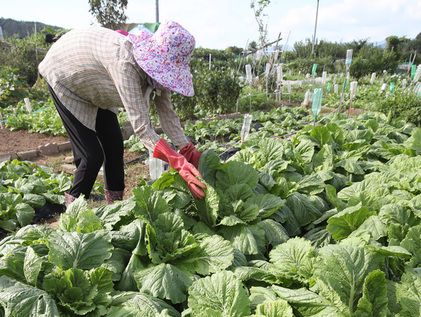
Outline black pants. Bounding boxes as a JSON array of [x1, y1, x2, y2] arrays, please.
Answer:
[[48, 86, 124, 198]]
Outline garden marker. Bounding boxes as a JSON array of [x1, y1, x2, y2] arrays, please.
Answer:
[[276, 64, 283, 84], [350, 81, 358, 99], [23, 98, 32, 113], [415, 82, 421, 97], [240, 114, 253, 142], [402, 79, 407, 89], [345, 49, 353, 82], [311, 88, 323, 121], [209, 53, 212, 70], [273, 50, 279, 63], [148, 150, 165, 181], [345, 49, 353, 67], [334, 84, 339, 94], [321, 71, 327, 85], [389, 82, 395, 94], [411, 64, 417, 80], [380, 83, 387, 93], [245, 64, 253, 85], [413, 65, 421, 82], [370, 72, 376, 84], [265, 63, 271, 96], [349, 81, 358, 115], [265, 63, 271, 78], [326, 82, 332, 93], [311, 63, 318, 77]]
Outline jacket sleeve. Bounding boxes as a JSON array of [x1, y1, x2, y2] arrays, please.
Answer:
[[107, 60, 160, 150], [154, 89, 189, 148]]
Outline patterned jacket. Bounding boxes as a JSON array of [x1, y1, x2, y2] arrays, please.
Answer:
[[38, 27, 188, 150]]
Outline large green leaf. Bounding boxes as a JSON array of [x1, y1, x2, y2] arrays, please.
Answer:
[[194, 183, 219, 227], [327, 203, 376, 240], [281, 193, 326, 235], [254, 298, 293, 317], [355, 270, 389, 317], [175, 235, 234, 275], [219, 224, 265, 255], [198, 149, 222, 186], [404, 127, 421, 155], [23, 246, 44, 286], [59, 197, 102, 233], [271, 285, 341, 316], [95, 198, 136, 230], [246, 194, 284, 219], [348, 215, 387, 241], [108, 293, 180, 317], [133, 186, 170, 222], [396, 270, 421, 317], [257, 219, 289, 247], [15, 202, 35, 227], [0, 276, 59, 316], [23, 193, 46, 208], [48, 230, 113, 270], [188, 271, 251, 317], [216, 161, 259, 190], [293, 139, 315, 165], [269, 237, 316, 283], [135, 263, 192, 304], [43, 267, 113, 315], [400, 225, 421, 268], [313, 244, 381, 314]]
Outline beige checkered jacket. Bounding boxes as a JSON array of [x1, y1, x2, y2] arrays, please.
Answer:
[[38, 27, 188, 150]]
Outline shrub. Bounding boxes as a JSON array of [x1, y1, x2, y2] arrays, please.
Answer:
[[376, 92, 421, 126]]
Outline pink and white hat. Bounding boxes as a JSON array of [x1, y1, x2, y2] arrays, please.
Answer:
[[132, 21, 195, 97]]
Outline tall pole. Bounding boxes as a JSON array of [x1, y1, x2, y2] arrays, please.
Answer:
[[155, 0, 159, 23], [311, 0, 319, 56]]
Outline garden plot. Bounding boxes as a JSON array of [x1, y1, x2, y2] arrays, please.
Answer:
[[0, 110, 419, 316]]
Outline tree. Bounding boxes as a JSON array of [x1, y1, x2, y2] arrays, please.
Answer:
[[250, 0, 271, 48], [88, 0, 128, 29]]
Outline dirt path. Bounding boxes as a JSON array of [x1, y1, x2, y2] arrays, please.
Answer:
[[0, 128, 68, 155]]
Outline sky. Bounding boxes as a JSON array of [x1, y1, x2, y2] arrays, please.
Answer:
[[1, 0, 420, 49]]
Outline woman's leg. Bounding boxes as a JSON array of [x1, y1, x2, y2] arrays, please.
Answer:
[[95, 108, 125, 198], [48, 86, 104, 199]]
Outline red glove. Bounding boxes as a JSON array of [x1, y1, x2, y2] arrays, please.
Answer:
[[179, 143, 202, 168], [153, 139, 206, 199], [115, 29, 129, 36]]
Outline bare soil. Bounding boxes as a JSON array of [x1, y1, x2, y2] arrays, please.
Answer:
[[0, 128, 68, 155]]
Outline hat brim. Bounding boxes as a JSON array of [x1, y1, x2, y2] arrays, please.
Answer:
[[133, 39, 194, 97]]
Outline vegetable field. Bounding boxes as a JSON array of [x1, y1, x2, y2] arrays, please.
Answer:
[[0, 109, 420, 316]]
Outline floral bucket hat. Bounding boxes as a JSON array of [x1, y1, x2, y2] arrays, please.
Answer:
[[132, 21, 195, 96]]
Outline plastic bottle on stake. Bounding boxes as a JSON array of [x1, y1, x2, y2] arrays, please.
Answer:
[[311, 88, 323, 120], [321, 71, 327, 85], [389, 82, 396, 94], [413, 65, 421, 82], [23, 98, 32, 113], [411, 64, 417, 80], [265, 63, 271, 78], [345, 49, 353, 67], [240, 114, 253, 142], [311, 64, 318, 77], [148, 150, 164, 181], [350, 81, 358, 99], [245, 64, 252, 85], [370, 72, 376, 85], [276, 64, 283, 84], [334, 84, 339, 94], [380, 83, 387, 93], [326, 82, 332, 93]]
